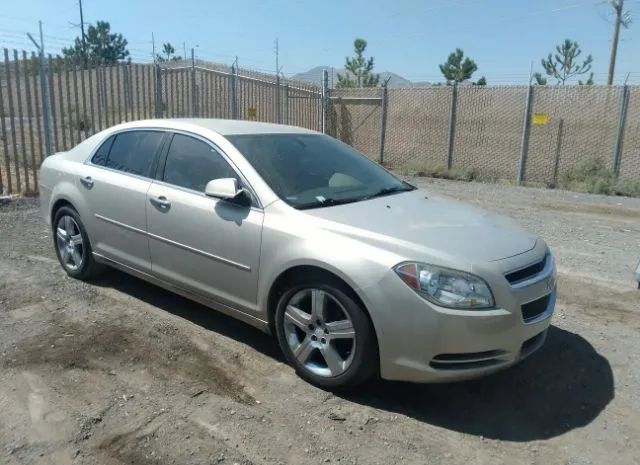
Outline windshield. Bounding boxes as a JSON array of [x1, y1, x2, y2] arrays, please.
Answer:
[[227, 134, 414, 209]]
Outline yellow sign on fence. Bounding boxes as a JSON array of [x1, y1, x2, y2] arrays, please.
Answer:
[[247, 107, 257, 119], [532, 113, 549, 125]]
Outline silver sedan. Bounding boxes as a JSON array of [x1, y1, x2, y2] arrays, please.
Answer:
[[39, 119, 556, 389]]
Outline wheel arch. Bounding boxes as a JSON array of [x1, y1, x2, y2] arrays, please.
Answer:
[[50, 198, 76, 224], [265, 265, 379, 352]]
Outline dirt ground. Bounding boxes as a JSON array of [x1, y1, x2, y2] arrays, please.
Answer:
[[1, 177, 639, 465]]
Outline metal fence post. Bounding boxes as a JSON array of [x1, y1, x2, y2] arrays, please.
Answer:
[[154, 64, 163, 118], [275, 74, 281, 124], [191, 48, 197, 117], [230, 64, 238, 119], [379, 83, 389, 164], [284, 83, 289, 125], [321, 69, 329, 134], [612, 84, 629, 176], [552, 118, 564, 187], [446, 84, 458, 169], [517, 84, 534, 184]]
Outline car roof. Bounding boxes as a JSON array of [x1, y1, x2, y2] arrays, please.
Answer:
[[111, 118, 319, 136]]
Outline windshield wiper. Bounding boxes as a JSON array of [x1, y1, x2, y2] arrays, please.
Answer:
[[361, 185, 415, 201], [296, 196, 364, 210]]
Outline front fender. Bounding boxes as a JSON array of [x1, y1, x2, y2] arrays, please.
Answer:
[[256, 211, 402, 342]]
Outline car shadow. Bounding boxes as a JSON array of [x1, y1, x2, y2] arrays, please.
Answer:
[[339, 325, 614, 442], [92, 271, 613, 442], [92, 269, 283, 363]]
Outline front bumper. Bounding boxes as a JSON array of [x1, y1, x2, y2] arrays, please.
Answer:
[[362, 244, 556, 383]]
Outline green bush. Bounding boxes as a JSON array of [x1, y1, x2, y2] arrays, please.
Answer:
[[558, 156, 640, 197], [399, 160, 477, 182], [614, 179, 640, 197]]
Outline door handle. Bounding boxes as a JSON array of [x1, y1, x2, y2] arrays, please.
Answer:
[[149, 195, 171, 210], [79, 176, 94, 189]]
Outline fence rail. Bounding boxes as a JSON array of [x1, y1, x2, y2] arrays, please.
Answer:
[[1, 46, 639, 195]]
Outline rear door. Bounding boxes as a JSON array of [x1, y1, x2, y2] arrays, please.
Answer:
[[146, 132, 264, 315], [82, 129, 167, 272]]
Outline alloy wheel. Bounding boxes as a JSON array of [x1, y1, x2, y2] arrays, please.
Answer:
[[55, 215, 84, 271], [283, 288, 357, 377]]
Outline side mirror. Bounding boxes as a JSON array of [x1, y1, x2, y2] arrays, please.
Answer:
[[205, 178, 240, 199], [205, 178, 251, 206]]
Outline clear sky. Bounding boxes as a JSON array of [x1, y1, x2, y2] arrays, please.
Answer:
[[1, 0, 639, 84]]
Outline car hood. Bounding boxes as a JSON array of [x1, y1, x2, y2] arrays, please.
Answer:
[[301, 189, 537, 264]]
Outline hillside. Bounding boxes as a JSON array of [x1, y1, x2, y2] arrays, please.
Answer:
[[290, 66, 427, 87]]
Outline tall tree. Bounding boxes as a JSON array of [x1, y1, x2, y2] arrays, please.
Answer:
[[540, 39, 593, 85], [336, 38, 380, 88], [607, 0, 632, 85], [63, 21, 129, 65], [439, 48, 478, 84]]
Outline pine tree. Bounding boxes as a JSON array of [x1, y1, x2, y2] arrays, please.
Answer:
[[336, 39, 380, 88], [156, 42, 182, 62], [63, 21, 129, 65], [540, 39, 593, 85], [439, 48, 478, 84]]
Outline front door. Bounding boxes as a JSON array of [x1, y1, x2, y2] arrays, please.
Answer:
[[146, 133, 264, 315]]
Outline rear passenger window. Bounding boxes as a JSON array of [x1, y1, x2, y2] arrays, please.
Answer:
[[105, 131, 165, 177], [163, 134, 237, 192], [91, 135, 114, 166]]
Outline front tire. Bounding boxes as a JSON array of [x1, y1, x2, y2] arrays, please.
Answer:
[[52, 206, 103, 280], [275, 278, 378, 390]]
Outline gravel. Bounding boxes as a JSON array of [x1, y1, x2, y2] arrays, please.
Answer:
[[0, 177, 639, 465]]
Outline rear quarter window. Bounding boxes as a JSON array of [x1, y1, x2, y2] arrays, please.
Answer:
[[90, 135, 115, 166]]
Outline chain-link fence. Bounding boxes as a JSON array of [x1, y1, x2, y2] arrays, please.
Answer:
[[1, 44, 639, 196], [328, 84, 640, 186]]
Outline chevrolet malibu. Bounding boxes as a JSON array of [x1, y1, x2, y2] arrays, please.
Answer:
[[39, 119, 557, 389]]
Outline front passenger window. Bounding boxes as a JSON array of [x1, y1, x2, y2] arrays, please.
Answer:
[[163, 134, 237, 192]]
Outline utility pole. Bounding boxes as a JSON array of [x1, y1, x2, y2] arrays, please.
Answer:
[[607, 0, 625, 86], [183, 42, 187, 63], [78, 0, 87, 66]]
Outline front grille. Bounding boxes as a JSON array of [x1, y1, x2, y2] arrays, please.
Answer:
[[430, 350, 507, 370], [505, 255, 547, 285], [521, 294, 551, 322]]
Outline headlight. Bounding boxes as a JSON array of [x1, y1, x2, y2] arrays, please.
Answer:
[[394, 262, 494, 309]]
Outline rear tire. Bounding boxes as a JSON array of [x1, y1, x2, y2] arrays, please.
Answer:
[[275, 277, 378, 390], [52, 205, 104, 280]]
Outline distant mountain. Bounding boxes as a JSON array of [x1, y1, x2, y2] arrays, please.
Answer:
[[290, 66, 428, 88]]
